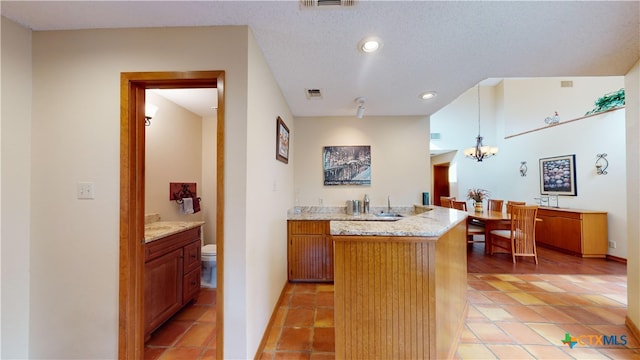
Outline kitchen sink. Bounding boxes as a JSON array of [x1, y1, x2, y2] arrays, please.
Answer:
[[375, 212, 404, 218]]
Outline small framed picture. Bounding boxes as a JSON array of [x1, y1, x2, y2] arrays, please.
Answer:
[[276, 117, 290, 164], [539, 154, 577, 196]]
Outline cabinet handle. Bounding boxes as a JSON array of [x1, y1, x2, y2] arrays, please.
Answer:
[[191, 281, 197, 286]]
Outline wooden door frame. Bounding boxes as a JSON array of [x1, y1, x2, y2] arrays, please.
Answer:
[[433, 163, 450, 206], [118, 71, 225, 359]]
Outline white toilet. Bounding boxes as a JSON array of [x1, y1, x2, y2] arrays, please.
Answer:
[[201, 244, 217, 288]]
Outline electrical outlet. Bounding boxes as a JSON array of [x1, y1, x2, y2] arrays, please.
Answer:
[[608, 241, 617, 249]]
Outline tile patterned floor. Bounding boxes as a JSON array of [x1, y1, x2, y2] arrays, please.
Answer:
[[259, 274, 640, 360], [144, 288, 217, 360]]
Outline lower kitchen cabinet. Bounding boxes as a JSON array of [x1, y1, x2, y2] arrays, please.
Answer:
[[287, 220, 333, 282], [144, 227, 201, 339]]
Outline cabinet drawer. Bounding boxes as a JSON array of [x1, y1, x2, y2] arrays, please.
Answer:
[[537, 209, 581, 220], [146, 227, 201, 262], [183, 240, 201, 273], [288, 220, 328, 235], [183, 268, 201, 303]]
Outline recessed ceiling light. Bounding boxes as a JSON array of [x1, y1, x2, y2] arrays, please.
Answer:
[[420, 91, 437, 100], [359, 37, 382, 53]]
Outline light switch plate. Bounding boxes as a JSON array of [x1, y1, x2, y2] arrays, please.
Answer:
[[77, 182, 95, 199]]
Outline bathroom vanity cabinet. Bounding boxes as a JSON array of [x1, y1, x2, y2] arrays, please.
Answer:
[[144, 226, 202, 339], [287, 220, 334, 282]]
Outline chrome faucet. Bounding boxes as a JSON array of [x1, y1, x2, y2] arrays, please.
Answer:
[[387, 195, 391, 213]]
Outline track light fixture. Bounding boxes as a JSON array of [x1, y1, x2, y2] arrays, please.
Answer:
[[355, 97, 366, 119]]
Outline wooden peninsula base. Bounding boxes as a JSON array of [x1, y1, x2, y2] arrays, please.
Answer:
[[332, 219, 468, 359]]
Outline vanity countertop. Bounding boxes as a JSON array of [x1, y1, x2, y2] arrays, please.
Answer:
[[144, 221, 205, 243]]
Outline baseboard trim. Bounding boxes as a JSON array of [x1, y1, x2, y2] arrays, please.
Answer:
[[254, 280, 289, 360], [626, 316, 640, 344], [606, 254, 627, 264]]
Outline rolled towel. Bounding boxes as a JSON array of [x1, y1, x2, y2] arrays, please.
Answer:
[[181, 197, 194, 214]]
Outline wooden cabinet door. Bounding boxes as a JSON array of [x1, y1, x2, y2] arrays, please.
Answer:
[[183, 267, 201, 303], [144, 248, 184, 335], [289, 234, 328, 281]]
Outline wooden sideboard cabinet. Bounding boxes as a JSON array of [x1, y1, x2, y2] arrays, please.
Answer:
[[535, 207, 608, 258], [287, 220, 333, 282], [144, 227, 202, 339]]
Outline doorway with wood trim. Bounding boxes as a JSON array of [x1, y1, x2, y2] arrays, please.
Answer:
[[433, 163, 450, 206], [118, 71, 225, 360]]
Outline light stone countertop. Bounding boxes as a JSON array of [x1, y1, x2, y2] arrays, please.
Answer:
[[144, 220, 205, 243], [287, 205, 468, 238]]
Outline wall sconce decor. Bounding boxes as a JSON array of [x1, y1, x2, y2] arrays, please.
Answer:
[[595, 153, 608, 175], [145, 102, 158, 126], [520, 161, 528, 177]]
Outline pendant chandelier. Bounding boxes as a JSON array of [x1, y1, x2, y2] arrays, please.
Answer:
[[464, 85, 498, 162]]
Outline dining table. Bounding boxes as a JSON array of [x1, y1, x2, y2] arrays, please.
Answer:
[[467, 209, 511, 254]]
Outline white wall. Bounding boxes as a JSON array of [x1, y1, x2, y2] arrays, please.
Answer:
[[202, 115, 217, 246], [502, 77, 624, 136], [22, 25, 291, 359], [245, 31, 295, 355], [625, 60, 640, 337], [145, 91, 204, 222], [0, 16, 32, 359], [431, 78, 627, 258], [293, 116, 430, 208]]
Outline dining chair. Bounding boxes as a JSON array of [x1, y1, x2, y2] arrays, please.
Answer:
[[506, 201, 526, 214], [452, 201, 486, 244], [489, 205, 539, 264], [440, 196, 456, 208], [487, 199, 504, 212]]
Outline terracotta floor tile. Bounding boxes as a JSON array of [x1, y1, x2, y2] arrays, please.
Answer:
[[260, 351, 275, 360], [284, 308, 315, 327], [474, 305, 515, 321], [312, 327, 335, 352], [274, 351, 311, 360], [316, 292, 334, 307], [482, 291, 521, 305], [583, 294, 627, 307], [521, 344, 573, 359], [505, 292, 546, 305], [143, 347, 166, 360], [495, 322, 550, 345], [278, 327, 312, 351], [559, 347, 611, 359], [487, 281, 521, 292], [597, 348, 640, 359], [173, 305, 209, 321], [501, 305, 550, 323], [466, 305, 490, 322], [468, 280, 500, 291], [526, 323, 570, 345], [316, 284, 334, 292], [146, 320, 192, 346], [309, 353, 335, 360], [529, 281, 564, 293], [290, 293, 316, 308], [200, 348, 217, 360], [175, 323, 216, 347], [486, 344, 535, 359], [460, 325, 481, 343], [195, 289, 217, 305], [530, 305, 579, 324], [314, 308, 334, 327], [559, 306, 610, 325], [466, 322, 514, 343], [198, 306, 217, 323], [467, 291, 494, 305], [273, 307, 288, 328], [456, 343, 497, 359], [293, 283, 317, 294], [158, 347, 203, 360]]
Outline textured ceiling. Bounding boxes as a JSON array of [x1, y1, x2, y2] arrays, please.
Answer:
[[2, 1, 639, 118]]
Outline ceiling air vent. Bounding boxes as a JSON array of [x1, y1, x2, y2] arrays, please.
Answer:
[[305, 88, 323, 100], [301, 0, 355, 7], [560, 80, 574, 88]]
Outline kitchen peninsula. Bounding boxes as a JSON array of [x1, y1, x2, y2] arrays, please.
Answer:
[[288, 206, 468, 359]]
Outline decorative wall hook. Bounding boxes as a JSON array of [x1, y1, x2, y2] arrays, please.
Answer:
[[519, 161, 528, 177], [595, 153, 608, 175]]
